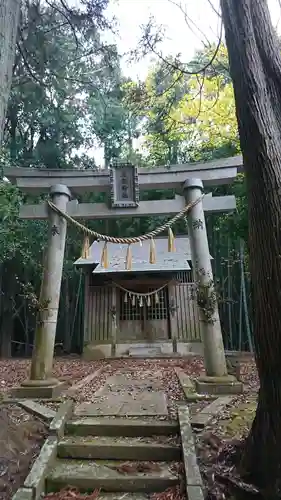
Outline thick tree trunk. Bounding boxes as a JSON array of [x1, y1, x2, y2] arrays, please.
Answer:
[[0, 0, 21, 144], [221, 0, 281, 494]]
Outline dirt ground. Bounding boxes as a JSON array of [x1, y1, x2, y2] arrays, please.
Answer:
[[0, 404, 47, 499], [0, 355, 258, 500], [0, 356, 107, 394], [195, 359, 259, 500]]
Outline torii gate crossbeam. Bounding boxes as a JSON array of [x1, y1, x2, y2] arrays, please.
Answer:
[[5, 155, 242, 193]]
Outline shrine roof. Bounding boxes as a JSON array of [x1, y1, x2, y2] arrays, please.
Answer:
[[74, 235, 213, 274]]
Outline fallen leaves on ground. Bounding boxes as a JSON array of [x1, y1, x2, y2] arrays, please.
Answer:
[[0, 354, 259, 500], [194, 357, 260, 500], [45, 487, 185, 500], [0, 357, 107, 394], [198, 436, 261, 500], [109, 460, 162, 474], [44, 488, 101, 499], [151, 485, 185, 500], [0, 405, 47, 499], [67, 357, 206, 417]]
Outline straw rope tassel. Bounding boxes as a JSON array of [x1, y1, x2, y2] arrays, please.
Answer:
[[101, 242, 108, 268], [81, 236, 90, 259], [126, 244, 132, 270], [149, 238, 156, 264], [168, 228, 175, 252]]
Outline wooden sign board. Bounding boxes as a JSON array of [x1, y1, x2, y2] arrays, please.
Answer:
[[110, 161, 139, 208]]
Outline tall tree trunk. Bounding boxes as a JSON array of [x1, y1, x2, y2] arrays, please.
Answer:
[[0, 311, 12, 357], [221, 0, 281, 494], [0, 0, 21, 145]]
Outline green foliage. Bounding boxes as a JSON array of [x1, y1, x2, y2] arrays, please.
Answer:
[[0, 13, 249, 353], [134, 44, 247, 242], [214, 173, 248, 242], [5, 1, 128, 169], [189, 43, 231, 84], [0, 181, 22, 263]]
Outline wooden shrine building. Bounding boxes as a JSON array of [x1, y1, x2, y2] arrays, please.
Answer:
[[75, 236, 212, 357]]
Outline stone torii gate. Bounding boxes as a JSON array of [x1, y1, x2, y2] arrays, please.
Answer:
[[5, 155, 243, 398]]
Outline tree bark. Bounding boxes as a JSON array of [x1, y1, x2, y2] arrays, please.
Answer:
[[221, 0, 281, 494], [0, 0, 21, 145], [0, 311, 12, 357]]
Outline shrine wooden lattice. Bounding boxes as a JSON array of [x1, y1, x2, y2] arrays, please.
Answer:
[[84, 281, 202, 345]]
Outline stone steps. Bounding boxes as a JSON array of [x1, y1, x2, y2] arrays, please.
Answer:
[[66, 417, 179, 437], [13, 376, 204, 500], [45, 459, 179, 494], [128, 347, 162, 357], [58, 435, 181, 461], [44, 415, 182, 497]]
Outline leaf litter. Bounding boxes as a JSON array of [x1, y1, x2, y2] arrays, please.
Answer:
[[0, 404, 47, 499], [1, 355, 260, 500], [44, 487, 185, 500], [194, 357, 261, 500]]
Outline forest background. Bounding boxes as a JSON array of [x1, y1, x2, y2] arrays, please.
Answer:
[[0, 0, 252, 358]]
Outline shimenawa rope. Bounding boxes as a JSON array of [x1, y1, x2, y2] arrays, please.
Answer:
[[47, 193, 204, 245], [112, 281, 171, 297]]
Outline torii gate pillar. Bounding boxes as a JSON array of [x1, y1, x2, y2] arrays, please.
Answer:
[[13, 184, 71, 398], [184, 179, 243, 394]]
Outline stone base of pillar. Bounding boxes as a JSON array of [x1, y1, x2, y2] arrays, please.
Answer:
[[11, 379, 67, 399], [195, 375, 243, 395]]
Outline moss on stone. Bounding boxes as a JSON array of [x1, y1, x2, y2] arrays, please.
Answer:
[[197, 375, 237, 384], [222, 401, 257, 438]]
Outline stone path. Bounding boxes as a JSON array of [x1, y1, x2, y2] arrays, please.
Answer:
[[75, 375, 168, 417], [44, 375, 182, 497], [12, 371, 213, 500]]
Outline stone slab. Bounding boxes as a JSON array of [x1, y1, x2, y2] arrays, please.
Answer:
[[12, 488, 33, 500], [103, 375, 162, 389], [46, 459, 178, 493], [66, 417, 179, 437], [187, 485, 205, 500], [11, 382, 67, 399], [67, 366, 108, 395], [190, 412, 213, 428], [129, 347, 162, 357], [184, 393, 217, 402], [75, 391, 168, 417], [192, 396, 234, 428], [200, 396, 234, 415], [195, 379, 243, 395], [18, 400, 56, 421], [58, 436, 181, 461], [175, 368, 194, 390], [83, 345, 107, 360], [178, 406, 203, 489], [24, 436, 58, 499], [49, 400, 74, 438]]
